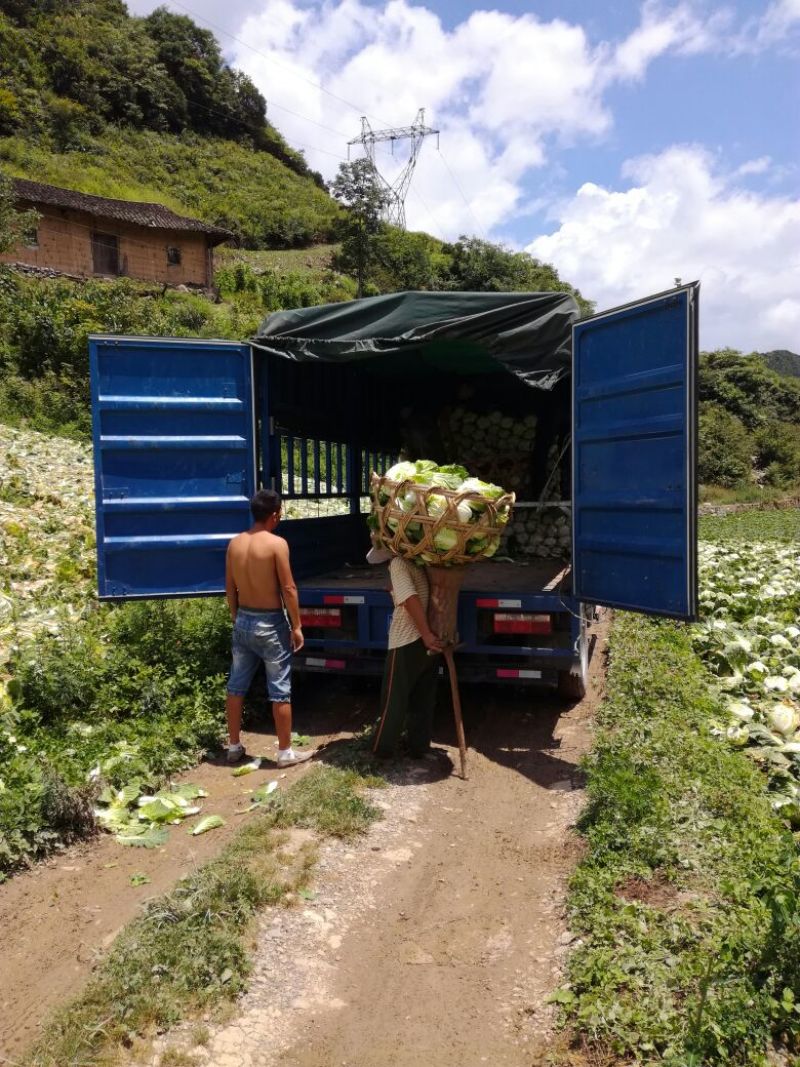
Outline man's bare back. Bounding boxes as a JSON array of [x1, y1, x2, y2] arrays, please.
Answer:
[[226, 529, 286, 609]]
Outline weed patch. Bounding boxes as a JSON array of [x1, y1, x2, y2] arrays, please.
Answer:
[[0, 598, 233, 877], [563, 614, 800, 1065], [21, 763, 382, 1067], [274, 764, 384, 838]]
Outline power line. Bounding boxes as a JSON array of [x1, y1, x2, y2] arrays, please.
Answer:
[[407, 187, 448, 243], [267, 100, 349, 141], [149, 0, 486, 240], [436, 148, 487, 239], [153, 88, 349, 164], [167, 0, 389, 126]]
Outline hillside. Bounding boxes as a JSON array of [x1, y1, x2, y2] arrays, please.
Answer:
[[758, 349, 800, 379], [699, 347, 800, 492], [0, 0, 339, 247], [0, 130, 340, 248]]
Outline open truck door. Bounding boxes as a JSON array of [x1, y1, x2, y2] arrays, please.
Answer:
[[571, 283, 699, 620], [89, 336, 256, 599]]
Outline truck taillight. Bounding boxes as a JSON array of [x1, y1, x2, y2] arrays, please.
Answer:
[[492, 612, 552, 635], [300, 607, 341, 628]]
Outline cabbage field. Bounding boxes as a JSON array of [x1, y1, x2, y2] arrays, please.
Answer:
[[2, 419, 800, 889], [0, 424, 230, 876], [0, 425, 96, 664], [694, 517, 800, 829]]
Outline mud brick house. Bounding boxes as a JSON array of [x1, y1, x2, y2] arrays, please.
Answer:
[[0, 179, 231, 287]]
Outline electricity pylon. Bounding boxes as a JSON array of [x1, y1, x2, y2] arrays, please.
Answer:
[[347, 108, 439, 229]]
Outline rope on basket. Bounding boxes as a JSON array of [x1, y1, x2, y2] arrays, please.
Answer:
[[370, 472, 515, 566]]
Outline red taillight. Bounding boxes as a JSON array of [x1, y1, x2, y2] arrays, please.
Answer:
[[300, 607, 342, 628], [306, 657, 346, 669], [492, 612, 552, 635]]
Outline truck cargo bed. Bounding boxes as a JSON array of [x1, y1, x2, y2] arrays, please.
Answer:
[[298, 558, 571, 595]]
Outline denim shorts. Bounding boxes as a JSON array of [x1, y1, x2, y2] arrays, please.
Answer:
[[227, 609, 292, 703]]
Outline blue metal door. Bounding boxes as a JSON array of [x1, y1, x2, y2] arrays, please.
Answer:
[[90, 336, 256, 599], [572, 283, 698, 619]]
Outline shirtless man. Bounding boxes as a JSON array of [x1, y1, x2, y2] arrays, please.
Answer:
[[224, 488, 313, 767]]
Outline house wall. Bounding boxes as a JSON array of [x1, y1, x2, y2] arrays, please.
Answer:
[[0, 207, 212, 286]]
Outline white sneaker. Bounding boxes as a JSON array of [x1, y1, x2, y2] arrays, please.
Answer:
[[226, 743, 247, 765], [276, 748, 314, 768]]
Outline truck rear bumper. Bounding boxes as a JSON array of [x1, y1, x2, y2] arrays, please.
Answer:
[[294, 651, 561, 687]]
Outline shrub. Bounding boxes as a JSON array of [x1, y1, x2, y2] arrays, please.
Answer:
[[2, 599, 231, 876], [754, 420, 800, 488], [698, 402, 753, 487]]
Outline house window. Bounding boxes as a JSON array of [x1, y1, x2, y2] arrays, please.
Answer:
[[91, 232, 119, 275], [23, 225, 39, 249], [167, 246, 182, 265]]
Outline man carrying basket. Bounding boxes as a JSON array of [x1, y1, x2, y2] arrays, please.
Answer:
[[367, 545, 443, 758], [367, 459, 514, 774]]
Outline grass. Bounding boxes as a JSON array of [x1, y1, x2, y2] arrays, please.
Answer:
[[21, 762, 384, 1067], [699, 506, 800, 543], [0, 128, 340, 248], [216, 244, 339, 275], [560, 613, 800, 1065], [699, 482, 800, 504]]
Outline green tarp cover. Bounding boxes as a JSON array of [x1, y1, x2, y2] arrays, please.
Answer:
[[253, 290, 580, 390]]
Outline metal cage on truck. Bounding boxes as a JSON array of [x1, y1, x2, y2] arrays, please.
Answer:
[[89, 283, 699, 699]]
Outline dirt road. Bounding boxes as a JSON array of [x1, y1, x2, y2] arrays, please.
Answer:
[[153, 616, 608, 1067], [0, 680, 366, 1061]]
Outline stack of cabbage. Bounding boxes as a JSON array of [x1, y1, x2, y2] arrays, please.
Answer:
[[504, 505, 571, 560], [369, 460, 513, 566], [501, 439, 571, 559], [437, 407, 537, 498]]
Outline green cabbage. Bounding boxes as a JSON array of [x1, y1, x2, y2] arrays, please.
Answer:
[[385, 461, 417, 482], [433, 528, 459, 552], [430, 465, 469, 490]]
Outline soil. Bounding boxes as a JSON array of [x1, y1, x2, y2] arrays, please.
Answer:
[[0, 677, 370, 1062], [1, 613, 609, 1067], [149, 612, 610, 1067]]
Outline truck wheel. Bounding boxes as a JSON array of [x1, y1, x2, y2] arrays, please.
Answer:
[[557, 666, 587, 701], [557, 614, 589, 701]]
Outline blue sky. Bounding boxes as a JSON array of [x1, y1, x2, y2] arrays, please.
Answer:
[[127, 0, 800, 351]]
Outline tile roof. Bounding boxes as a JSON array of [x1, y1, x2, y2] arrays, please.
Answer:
[[13, 178, 232, 244]]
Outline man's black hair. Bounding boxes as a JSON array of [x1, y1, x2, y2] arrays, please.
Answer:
[[250, 488, 282, 523]]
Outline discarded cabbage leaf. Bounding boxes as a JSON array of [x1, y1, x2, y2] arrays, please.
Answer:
[[190, 815, 226, 836], [232, 759, 262, 777], [116, 825, 169, 848]]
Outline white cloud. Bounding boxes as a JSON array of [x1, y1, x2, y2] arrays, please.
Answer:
[[122, 0, 799, 350], [229, 0, 743, 238], [747, 0, 800, 49], [527, 146, 800, 351], [735, 156, 772, 177], [610, 1, 728, 81]]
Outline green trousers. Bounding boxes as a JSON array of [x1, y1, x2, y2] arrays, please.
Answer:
[[372, 639, 440, 757]]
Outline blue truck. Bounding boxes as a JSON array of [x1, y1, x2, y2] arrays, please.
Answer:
[[89, 283, 699, 699]]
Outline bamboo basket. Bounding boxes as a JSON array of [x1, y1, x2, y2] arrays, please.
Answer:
[[369, 472, 515, 567]]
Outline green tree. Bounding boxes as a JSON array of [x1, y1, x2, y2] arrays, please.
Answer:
[[698, 402, 753, 487], [435, 236, 594, 313], [699, 348, 800, 429], [370, 228, 441, 291], [754, 420, 800, 488], [0, 169, 38, 254], [332, 160, 390, 297]]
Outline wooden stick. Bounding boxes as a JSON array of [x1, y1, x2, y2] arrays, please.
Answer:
[[444, 646, 468, 780]]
